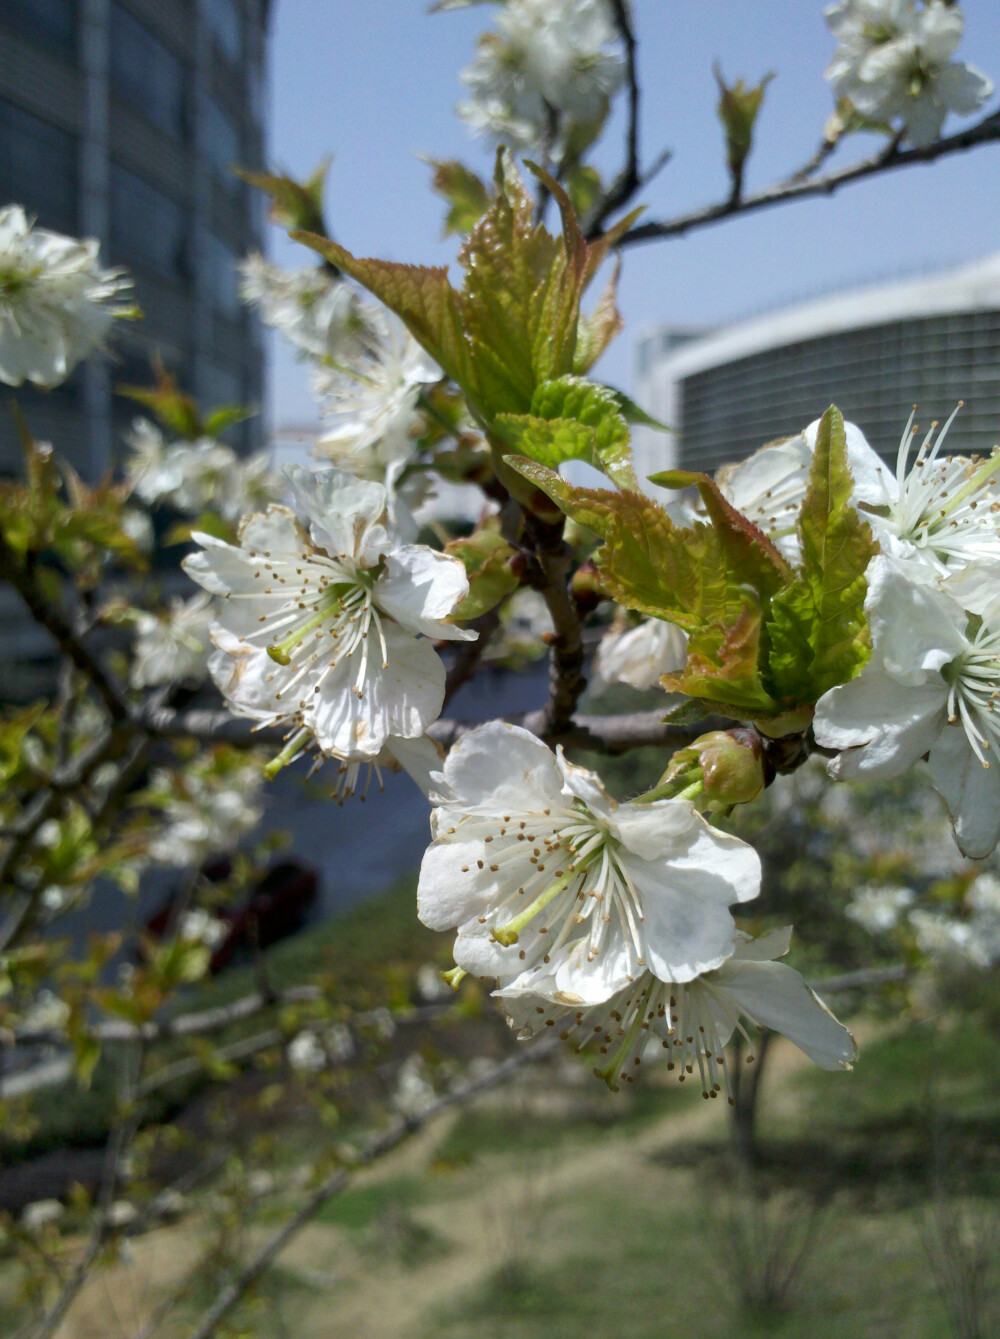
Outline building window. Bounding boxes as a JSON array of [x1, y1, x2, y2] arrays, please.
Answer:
[[0, 101, 77, 233], [110, 163, 189, 281], [0, 0, 76, 59], [110, 5, 187, 139], [205, 98, 242, 192], [203, 0, 242, 66], [203, 230, 241, 320]]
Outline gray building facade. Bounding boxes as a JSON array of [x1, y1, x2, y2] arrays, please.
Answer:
[[634, 255, 1000, 483], [0, 0, 269, 479]]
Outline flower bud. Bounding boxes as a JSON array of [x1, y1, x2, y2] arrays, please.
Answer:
[[570, 559, 604, 616], [661, 728, 766, 809]]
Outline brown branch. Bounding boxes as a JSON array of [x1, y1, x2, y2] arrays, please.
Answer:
[[617, 109, 1000, 249], [185, 1035, 559, 1339], [0, 540, 129, 724], [523, 516, 587, 736]]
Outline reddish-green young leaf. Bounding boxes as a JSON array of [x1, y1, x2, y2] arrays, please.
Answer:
[[445, 519, 520, 620], [426, 158, 491, 237], [293, 153, 636, 440], [574, 258, 623, 373], [650, 467, 792, 595], [240, 160, 329, 234]]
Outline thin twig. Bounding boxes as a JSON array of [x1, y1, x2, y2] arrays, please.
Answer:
[[586, 0, 642, 235], [618, 109, 1000, 249], [185, 1036, 559, 1339]]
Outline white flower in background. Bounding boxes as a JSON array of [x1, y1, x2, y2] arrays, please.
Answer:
[[458, 0, 624, 152], [314, 309, 441, 479], [417, 962, 452, 1002], [825, 1, 993, 147], [124, 419, 186, 505], [0, 206, 132, 388], [846, 883, 915, 934], [179, 908, 228, 949], [131, 593, 214, 688], [240, 254, 366, 365], [814, 556, 1000, 859], [392, 1054, 438, 1117], [837, 407, 1000, 582], [224, 449, 282, 521], [908, 906, 997, 969], [502, 927, 856, 1093], [184, 465, 474, 760], [418, 722, 760, 1008], [125, 419, 281, 524], [146, 757, 264, 869], [593, 615, 688, 690], [21, 989, 71, 1034], [968, 872, 1000, 916], [288, 1030, 327, 1073], [485, 588, 553, 665]]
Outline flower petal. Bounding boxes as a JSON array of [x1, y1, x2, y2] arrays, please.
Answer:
[[376, 545, 476, 640], [928, 727, 1000, 860], [711, 959, 857, 1069]]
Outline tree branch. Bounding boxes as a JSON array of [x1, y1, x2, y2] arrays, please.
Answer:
[[617, 110, 1000, 249], [185, 1035, 558, 1339], [0, 540, 130, 724]]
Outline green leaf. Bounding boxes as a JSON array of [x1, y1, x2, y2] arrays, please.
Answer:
[[650, 467, 792, 599], [117, 364, 202, 440], [495, 375, 635, 487], [509, 457, 780, 716], [715, 65, 774, 181], [764, 404, 875, 704], [566, 164, 603, 219], [426, 158, 491, 237], [292, 152, 637, 442], [574, 259, 622, 373], [203, 404, 256, 438], [240, 160, 329, 235], [445, 519, 520, 620], [602, 384, 671, 432]]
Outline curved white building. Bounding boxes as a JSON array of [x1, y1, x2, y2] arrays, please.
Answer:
[[633, 253, 1000, 482]]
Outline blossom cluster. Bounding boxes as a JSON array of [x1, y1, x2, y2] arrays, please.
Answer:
[[417, 722, 856, 1093], [125, 418, 280, 524], [825, 0, 993, 145], [457, 0, 625, 154]]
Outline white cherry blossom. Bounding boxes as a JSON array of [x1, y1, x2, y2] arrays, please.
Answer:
[[0, 206, 132, 388], [184, 465, 474, 761], [314, 309, 441, 479], [814, 555, 1000, 858], [458, 0, 624, 152], [846, 883, 915, 934], [825, 1, 993, 147], [131, 592, 214, 688], [501, 927, 856, 1093], [240, 254, 366, 366], [838, 407, 1000, 583], [146, 757, 264, 869], [124, 419, 280, 523], [418, 722, 761, 1008], [593, 615, 688, 691]]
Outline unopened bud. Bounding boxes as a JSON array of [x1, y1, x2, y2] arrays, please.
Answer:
[[661, 728, 765, 809], [570, 559, 605, 616]]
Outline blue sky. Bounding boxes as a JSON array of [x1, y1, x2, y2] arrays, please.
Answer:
[[265, 0, 1000, 427]]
